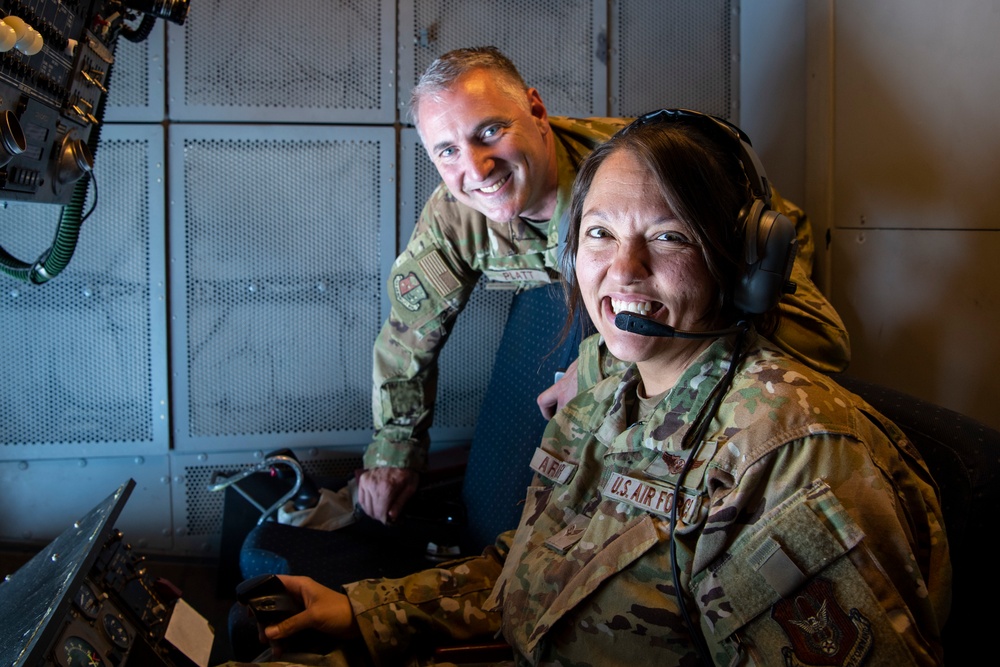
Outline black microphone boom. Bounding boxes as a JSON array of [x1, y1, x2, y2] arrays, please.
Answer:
[[614, 312, 746, 339]]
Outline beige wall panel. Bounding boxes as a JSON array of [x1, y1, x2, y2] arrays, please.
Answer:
[[833, 0, 1000, 231], [830, 228, 999, 429]]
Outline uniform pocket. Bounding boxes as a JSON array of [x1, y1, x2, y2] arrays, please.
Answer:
[[693, 479, 935, 666]]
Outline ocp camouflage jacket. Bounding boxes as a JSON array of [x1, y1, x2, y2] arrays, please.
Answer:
[[347, 334, 949, 666]]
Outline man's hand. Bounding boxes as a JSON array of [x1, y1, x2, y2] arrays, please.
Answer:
[[261, 575, 358, 656], [536, 357, 579, 419], [357, 466, 420, 524]]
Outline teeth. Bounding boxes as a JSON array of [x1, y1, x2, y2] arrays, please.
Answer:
[[479, 175, 507, 193], [611, 298, 652, 316]]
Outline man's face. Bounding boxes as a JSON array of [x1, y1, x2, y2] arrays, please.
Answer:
[[415, 69, 558, 223]]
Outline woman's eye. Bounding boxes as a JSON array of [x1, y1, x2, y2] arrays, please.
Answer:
[[482, 125, 500, 139], [656, 230, 691, 244], [585, 227, 608, 239]]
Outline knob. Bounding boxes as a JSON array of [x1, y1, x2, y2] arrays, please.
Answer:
[[0, 20, 16, 52], [0, 110, 26, 167], [56, 134, 93, 184]]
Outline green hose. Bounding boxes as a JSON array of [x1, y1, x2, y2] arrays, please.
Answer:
[[1, 49, 113, 284], [0, 173, 91, 283]]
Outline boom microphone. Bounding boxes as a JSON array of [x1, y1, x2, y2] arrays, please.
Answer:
[[614, 312, 746, 339]]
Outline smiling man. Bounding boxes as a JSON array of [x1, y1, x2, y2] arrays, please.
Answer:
[[358, 47, 850, 524]]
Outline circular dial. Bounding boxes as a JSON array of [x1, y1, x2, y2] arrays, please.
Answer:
[[101, 613, 130, 649], [73, 584, 101, 619], [61, 636, 106, 667]]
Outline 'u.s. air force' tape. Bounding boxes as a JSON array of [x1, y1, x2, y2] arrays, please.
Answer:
[[601, 471, 704, 524], [529, 447, 577, 485]]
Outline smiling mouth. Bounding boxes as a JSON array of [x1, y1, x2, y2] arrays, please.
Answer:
[[610, 298, 656, 317], [477, 175, 508, 194]]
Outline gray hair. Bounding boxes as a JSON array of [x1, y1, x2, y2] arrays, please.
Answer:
[[409, 46, 529, 123]]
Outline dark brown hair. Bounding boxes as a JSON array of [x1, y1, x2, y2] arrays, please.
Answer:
[[561, 115, 780, 338]]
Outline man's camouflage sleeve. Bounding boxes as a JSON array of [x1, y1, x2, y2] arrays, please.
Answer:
[[770, 189, 851, 373], [365, 189, 483, 471], [342, 537, 513, 666]]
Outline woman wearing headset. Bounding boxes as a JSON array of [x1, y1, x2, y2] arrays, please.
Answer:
[[233, 112, 950, 667]]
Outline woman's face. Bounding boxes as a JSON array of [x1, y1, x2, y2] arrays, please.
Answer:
[[576, 149, 718, 380]]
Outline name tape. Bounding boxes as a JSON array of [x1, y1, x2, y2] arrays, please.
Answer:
[[529, 448, 577, 485], [601, 471, 703, 524], [483, 268, 552, 284]]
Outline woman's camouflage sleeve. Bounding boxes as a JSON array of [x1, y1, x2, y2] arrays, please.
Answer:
[[342, 533, 514, 666]]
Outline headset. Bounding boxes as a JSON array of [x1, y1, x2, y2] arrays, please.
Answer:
[[623, 108, 798, 315]]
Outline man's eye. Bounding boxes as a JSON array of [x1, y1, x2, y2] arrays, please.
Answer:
[[439, 147, 455, 159]]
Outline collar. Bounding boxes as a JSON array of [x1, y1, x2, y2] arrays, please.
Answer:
[[596, 336, 740, 456]]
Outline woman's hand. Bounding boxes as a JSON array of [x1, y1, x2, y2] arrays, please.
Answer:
[[263, 575, 360, 643]]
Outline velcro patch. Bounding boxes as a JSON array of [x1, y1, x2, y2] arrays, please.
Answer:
[[482, 268, 552, 284], [601, 472, 703, 524], [417, 251, 461, 298], [543, 513, 590, 554], [771, 577, 873, 666], [529, 447, 577, 484], [392, 272, 427, 312]]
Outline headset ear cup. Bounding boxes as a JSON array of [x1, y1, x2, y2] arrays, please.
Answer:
[[739, 199, 767, 265], [734, 208, 798, 314]]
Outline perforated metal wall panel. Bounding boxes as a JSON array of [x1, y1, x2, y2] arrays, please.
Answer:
[[399, 0, 604, 118], [104, 22, 165, 122], [168, 1, 396, 123], [611, 0, 738, 119], [169, 125, 395, 451], [0, 125, 168, 458]]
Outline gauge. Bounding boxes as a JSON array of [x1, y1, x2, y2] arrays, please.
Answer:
[[60, 635, 106, 667], [101, 613, 130, 649], [73, 584, 101, 620]]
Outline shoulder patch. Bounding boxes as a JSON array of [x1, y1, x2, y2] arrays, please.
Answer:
[[392, 272, 428, 311], [417, 250, 461, 298], [771, 577, 873, 666]]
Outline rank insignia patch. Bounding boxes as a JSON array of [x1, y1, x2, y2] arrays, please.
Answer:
[[771, 577, 873, 666], [393, 272, 428, 312]]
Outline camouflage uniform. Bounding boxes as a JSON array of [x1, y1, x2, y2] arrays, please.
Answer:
[[368, 117, 851, 472], [329, 335, 946, 666], [220, 335, 947, 667]]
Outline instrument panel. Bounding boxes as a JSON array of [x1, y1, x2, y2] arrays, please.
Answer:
[[53, 580, 133, 667], [0, 0, 189, 205]]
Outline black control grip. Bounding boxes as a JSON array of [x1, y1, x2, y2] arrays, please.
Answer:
[[236, 574, 303, 628]]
